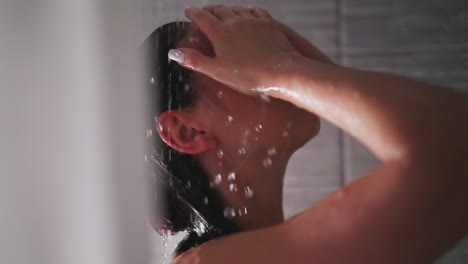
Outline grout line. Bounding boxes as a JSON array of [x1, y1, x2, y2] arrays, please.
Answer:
[[335, 0, 348, 188], [335, 0, 344, 65], [338, 132, 347, 187]]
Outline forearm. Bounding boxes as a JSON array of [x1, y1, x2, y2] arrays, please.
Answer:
[[265, 55, 468, 163]]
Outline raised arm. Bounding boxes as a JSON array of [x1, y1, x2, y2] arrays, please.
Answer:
[[174, 159, 468, 264], [171, 6, 468, 264], [266, 57, 468, 162], [174, 6, 468, 163]]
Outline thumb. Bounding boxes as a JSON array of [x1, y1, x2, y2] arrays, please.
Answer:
[[168, 48, 217, 75]]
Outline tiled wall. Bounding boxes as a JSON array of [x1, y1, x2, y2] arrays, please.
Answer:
[[144, 0, 468, 262], [339, 1, 468, 262]]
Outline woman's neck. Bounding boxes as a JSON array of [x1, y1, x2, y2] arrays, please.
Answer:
[[198, 147, 291, 231]]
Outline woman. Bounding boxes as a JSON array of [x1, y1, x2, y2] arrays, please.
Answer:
[[144, 14, 328, 255], [149, 5, 468, 263]]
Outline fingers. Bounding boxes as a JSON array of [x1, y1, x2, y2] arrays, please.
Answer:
[[201, 5, 273, 21], [251, 7, 273, 20], [275, 21, 334, 64], [185, 6, 270, 42], [169, 48, 220, 78], [203, 5, 237, 22], [229, 6, 273, 20], [185, 8, 222, 40], [231, 7, 256, 18]]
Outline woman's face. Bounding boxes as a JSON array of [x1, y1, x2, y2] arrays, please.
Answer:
[[178, 23, 321, 157]]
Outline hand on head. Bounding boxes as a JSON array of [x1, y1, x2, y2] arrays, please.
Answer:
[[169, 5, 329, 96]]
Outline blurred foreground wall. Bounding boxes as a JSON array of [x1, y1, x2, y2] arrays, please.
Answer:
[[1, 1, 151, 263]]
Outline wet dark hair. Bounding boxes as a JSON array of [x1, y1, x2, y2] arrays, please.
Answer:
[[142, 22, 239, 256]]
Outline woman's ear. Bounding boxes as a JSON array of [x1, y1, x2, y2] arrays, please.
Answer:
[[157, 111, 216, 154]]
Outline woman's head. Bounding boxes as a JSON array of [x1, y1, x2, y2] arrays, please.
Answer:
[[159, 22, 320, 160], [143, 21, 320, 255]]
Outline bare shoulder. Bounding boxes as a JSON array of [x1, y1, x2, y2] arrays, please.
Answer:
[[170, 222, 304, 264], [171, 160, 468, 264], [171, 248, 201, 264]]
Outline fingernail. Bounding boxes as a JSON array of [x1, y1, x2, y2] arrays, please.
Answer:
[[168, 49, 185, 64]]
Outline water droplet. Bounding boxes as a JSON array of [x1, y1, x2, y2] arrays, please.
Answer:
[[189, 36, 200, 43], [187, 180, 191, 188], [224, 207, 237, 219], [194, 221, 207, 237], [243, 206, 248, 215], [214, 174, 222, 185], [259, 93, 271, 102], [144, 155, 148, 162], [231, 209, 237, 217], [229, 183, 238, 192], [282, 131, 289, 137], [255, 124, 263, 132], [227, 172, 236, 181], [244, 186, 254, 199], [184, 83, 190, 92], [203, 197, 209, 205], [217, 150, 224, 158], [238, 208, 244, 216], [162, 234, 168, 260], [286, 121, 293, 129], [238, 147, 247, 155], [217, 91, 223, 98], [267, 147, 277, 156], [150, 77, 155, 84], [146, 129, 153, 138], [262, 157, 272, 167], [225, 115, 234, 125]]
